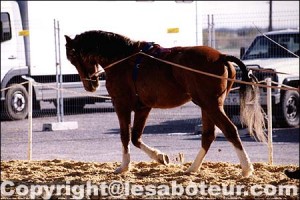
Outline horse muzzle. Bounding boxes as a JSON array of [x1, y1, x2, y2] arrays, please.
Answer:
[[82, 64, 104, 92], [82, 77, 99, 92]]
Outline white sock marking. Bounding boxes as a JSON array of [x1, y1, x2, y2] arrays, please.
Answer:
[[187, 147, 207, 172]]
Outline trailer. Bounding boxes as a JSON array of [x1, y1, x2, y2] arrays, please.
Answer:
[[1, 1, 202, 120]]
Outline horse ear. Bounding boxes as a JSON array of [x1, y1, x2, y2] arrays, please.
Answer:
[[65, 35, 72, 44]]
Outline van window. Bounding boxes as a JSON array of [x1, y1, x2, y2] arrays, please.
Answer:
[[1, 12, 12, 42]]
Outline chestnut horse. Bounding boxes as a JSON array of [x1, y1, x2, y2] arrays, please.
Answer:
[[65, 30, 266, 177]]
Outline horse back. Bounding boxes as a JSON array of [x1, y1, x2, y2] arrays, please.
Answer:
[[106, 45, 235, 109], [168, 46, 235, 101]]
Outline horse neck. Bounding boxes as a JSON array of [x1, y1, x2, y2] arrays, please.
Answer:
[[100, 41, 143, 68]]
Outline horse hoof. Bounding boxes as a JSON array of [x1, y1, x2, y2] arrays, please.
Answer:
[[157, 154, 170, 165], [284, 169, 300, 179], [242, 165, 254, 177], [184, 166, 198, 174], [114, 166, 129, 174]]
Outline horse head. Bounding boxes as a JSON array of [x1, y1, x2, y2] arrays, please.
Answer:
[[65, 35, 100, 92]]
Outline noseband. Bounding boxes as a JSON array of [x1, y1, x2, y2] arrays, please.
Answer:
[[82, 64, 105, 82]]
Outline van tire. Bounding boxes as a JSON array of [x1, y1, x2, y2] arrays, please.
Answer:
[[280, 90, 299, 127], [4, 84, 29, 120]]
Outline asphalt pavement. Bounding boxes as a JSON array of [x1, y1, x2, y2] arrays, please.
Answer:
[[1, 101, 299, 166]]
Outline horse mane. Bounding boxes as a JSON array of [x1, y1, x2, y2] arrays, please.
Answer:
[[73, 30, 137, 61]]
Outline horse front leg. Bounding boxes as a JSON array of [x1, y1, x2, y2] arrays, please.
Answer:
[[132, 106, 170, 165], [186, 110, 216, 173], [114, 106, 132, 174]]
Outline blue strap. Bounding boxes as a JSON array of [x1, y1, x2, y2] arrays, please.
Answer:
[[133, 42, 154, 81], [141, 42, 154, 52], [133, 57, 142, 81]]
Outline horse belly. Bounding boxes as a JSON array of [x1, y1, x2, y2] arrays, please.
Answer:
[[136, 63, 192, 108], [138, 83, 191, 109]]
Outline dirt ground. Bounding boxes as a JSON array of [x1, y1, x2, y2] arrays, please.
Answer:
[[1, 159, 299, 199]]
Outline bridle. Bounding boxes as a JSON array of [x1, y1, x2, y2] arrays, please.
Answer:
[[82, 64, 105, 82], [81, 42, 156, 83], [67, 47, 105, 83], [78, 42, 157, 83]]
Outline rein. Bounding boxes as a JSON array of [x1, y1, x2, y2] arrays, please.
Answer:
[[245, 65, 290, 75], [84, 51, 299, 92], [82, 64, 105, 82], [83, 42, 157, 82], [138, 52, 299, 92]]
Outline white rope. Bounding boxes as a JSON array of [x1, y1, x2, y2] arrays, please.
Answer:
[[0, 81, 29, 92], [33, 82, 111, 100], [100, 51, 299, 92], [137, 52, 299, 92], [1, 50, 298, 97], [1, 80, 111, 100], [254, 24, 299, 58]]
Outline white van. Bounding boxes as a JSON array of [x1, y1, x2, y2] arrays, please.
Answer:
[[1, 1, 202, 120]]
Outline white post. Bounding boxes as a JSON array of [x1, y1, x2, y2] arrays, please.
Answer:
[[195, 1, 198, 45], [57, 20, 64, 121], [42, 20, 78, 131], [212, 14, 215, 48], [54, 19, 61, 122], [208, 15, 211, 47], [266, 78, 273, 165], [28, 80, 33, 160]]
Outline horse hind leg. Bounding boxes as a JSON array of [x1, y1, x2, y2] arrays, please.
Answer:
[[212, 108, 254, 177], [132, 106, 170, 165], [186, 110, 216, 173]]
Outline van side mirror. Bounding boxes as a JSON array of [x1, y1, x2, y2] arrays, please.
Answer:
[[240, 47, 245, 59]]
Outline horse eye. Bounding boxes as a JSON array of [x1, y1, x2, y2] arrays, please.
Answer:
[[89, 60, 96, 65], [66, 46, 75, 52], [67, 49, 76, 57], [68, 48, 75, 53]]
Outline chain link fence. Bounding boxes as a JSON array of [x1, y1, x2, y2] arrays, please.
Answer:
[[202, 11, 299, 57], [1, 10, 299, 133]]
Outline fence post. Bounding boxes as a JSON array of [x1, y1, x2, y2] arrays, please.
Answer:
[[266, 78, 273, 165], [54, 19, 64, 122], [22, 76, 33, 160], [211, 14, 215, 48], [195, 1, 198, 45], [28, 79, 33, 160], [207, 15, 211, 47], [42, 19, 78, 131]]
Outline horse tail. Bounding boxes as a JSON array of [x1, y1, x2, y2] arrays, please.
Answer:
[[224, 55, 267, 142]]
